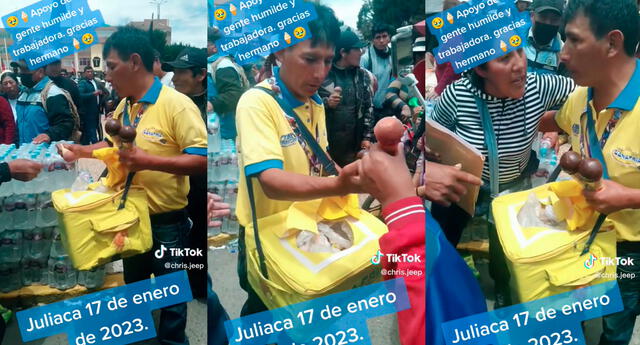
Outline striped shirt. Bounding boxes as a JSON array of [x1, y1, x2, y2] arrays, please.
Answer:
[[432, 73, 575, 184]]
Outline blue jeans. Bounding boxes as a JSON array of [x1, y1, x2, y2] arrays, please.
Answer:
[[600, 242, 640, 345], [208, 274, 229, 345], [123, 215, 192, 345]]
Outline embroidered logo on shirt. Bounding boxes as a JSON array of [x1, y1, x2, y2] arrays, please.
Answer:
[[142, 127, 167, 144], [612, 148, 640, 168], [572, 124, 580, 135], [280, 133, 297, 147]]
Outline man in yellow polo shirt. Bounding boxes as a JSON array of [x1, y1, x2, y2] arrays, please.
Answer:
[[234, 3, 362, 316], [540, 0, 640, 342], [61, 27, 207, 345]]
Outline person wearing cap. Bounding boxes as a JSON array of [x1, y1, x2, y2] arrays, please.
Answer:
[[164, 48, 208, 119], [11, 60, 74, 145], [525, 0, 566, 75], [318, 28, 374, 167], [538, 0, 640, 342], [153, 50, 174, 88], [59, 26, 207, 345], [164, 47, 209, 299], [516, 0, 533, 12], [207, 26, 249, 140], [361, 23, 395, 122], [78, 66, 106, 144]]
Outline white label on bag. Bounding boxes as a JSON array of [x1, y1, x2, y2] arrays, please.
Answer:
[[279, 218, 379, 274]]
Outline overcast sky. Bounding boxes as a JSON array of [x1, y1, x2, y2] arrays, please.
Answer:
[[0, 0, 207, 47], [322, 0, 365, 29]]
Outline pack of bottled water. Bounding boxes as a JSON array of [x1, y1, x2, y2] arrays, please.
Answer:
[[0, 142, 104, 293], [207, 112, 240, 247]]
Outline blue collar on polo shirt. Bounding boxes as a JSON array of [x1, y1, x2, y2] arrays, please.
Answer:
[[138, 77, 163, 104], [273, 66, 323, 108], [608, 59, 640, 111]]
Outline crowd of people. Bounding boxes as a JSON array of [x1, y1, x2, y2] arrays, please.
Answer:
[[0, 26, 210, 345], [424, 0, 640, 344]]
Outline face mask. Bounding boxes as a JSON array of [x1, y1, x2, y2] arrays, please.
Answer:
[[19, 73, 36, 88], [533, 22, 559, 46]]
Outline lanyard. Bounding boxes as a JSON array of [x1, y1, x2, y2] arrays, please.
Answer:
[[122, 99, 148, 129], [580, 88, 619, 180]]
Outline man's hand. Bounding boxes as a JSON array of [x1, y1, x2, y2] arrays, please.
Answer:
[[93, 90, 102, 96], [419, 161, 482, 207], [32, 133, 51, 144], [208, 193, 231, 228], [58, 143, 83, 162], [357, 143, 415, 207], [327, 89, 342, 109], [337, 160, 365, 194], [583, 180, 640, 215], [118, 147, 153, 172], [8, 159, 42, 181], [542, 132, 560, 153]]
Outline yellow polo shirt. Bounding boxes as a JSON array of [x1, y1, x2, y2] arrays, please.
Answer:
[[555, 59, 640, 242], [110, 78, 207, 215], [235, 74, 329, 227]]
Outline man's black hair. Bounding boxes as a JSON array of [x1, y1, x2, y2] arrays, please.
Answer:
[[307, 3, 341, 47], [208, 27, 222, 44], [103, 26, 155, 72], [84, 65, 94, 72], [565, 0, 640, 57], [372, 23, 393, 37]]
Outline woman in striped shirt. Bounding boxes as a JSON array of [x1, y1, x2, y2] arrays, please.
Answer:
[[430, 48, 575, 308]]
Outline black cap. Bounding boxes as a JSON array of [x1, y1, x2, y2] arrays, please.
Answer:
[[162, 48, 207, 71], [532, 0, 564, 15], [337, 29, 367, 52]]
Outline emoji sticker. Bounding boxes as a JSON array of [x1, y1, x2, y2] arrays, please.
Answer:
[[446, 13, 454, 24], [509, 35, 522, 47], [230, 4, 237, 16], [293, 27, 306, 39], [284, 32, 291, 44], [431, 17, 444, 29], [214, 8, 227, 21], [6, 16, 18, 28], [82, 33, 94, 45], [21, 11, 28, 23], [73, 38, 80, 50], [500, 40, 507, 52]]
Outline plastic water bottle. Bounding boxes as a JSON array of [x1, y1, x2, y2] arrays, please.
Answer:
[[71, 171, 93, 192], [208, 112, 221, 154], [78, 265, 105, 289], [533, 145, 558, 187], [0, 263, 21, 292], [229, 148, 238, 183], [222, 183, 238, 235], [0, 229, 23, 263], [36, 192, 57, 227]]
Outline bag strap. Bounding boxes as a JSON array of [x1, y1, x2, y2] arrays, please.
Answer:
[[474, 96, 500, 198], [243, 86, 339, 279], [256, 86, 338, 175], [41, 81, 82, 136]]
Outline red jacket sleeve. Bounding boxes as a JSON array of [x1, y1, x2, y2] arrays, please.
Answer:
[[380, 196, 426, 345], [0, 97, 15, 145]]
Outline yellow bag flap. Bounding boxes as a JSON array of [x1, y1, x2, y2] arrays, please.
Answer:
[[92, 147, 127, 188], [52, 188, 115, 212], [90, 208, 139, 233], [545, 246, 605, 287], [493, 182, 593, 262]]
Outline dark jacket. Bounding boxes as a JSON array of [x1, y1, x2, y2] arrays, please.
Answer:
[[77, 78, 101, 118], [15, 77, 74, 144], [50, 75, 81, 111], [319, 64, 374, 167]]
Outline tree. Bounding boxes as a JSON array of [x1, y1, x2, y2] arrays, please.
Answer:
[[357, 0, 374, 40], [360, 0, 425, 40]]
